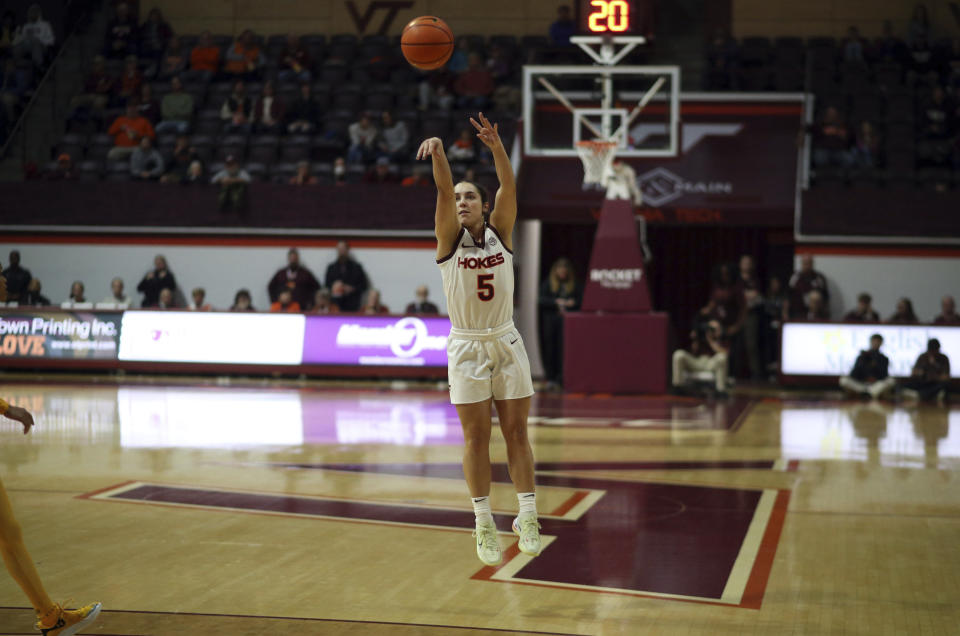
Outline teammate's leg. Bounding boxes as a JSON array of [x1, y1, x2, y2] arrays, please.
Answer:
[[0, 478, 56, 617], [456, 399, 502, 565], [495, 397, 541, 556]]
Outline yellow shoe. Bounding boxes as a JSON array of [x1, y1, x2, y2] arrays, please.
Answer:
[[36, 602, 102, 636]]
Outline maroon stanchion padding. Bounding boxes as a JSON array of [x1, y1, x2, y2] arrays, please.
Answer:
[[580, 198, 651, 313]]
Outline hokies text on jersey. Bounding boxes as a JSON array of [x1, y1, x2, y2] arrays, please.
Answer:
[[458, 253, 505, 270]]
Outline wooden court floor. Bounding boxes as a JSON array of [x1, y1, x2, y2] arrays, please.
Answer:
[[0, 380, 957, 635]]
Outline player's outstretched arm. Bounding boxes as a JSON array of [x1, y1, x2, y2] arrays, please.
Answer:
[[470, 113, 516, 247], [417, 137, 459, 257], [0, 398, 34, 435]]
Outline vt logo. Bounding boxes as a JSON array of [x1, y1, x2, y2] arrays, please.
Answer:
[[345, 1, 415, 35]]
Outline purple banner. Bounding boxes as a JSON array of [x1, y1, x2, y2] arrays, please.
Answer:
[[302, 315, 451, 367]]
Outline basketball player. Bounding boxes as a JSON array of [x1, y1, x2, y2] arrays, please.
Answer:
[[416, 113, 540, 566], [0, 264, 101, 635]]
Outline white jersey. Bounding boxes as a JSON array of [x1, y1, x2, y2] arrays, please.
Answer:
[[437, 223, 514, 330]]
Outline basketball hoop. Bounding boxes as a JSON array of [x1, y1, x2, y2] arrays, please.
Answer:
[[575, 140, 618, 187]]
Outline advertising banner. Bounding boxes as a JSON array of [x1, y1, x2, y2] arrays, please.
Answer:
[[0, 311, 120, 359], [781, 323, 960, 378], [302, 315, 451, 367]]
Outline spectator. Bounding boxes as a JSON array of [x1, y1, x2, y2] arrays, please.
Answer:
[[270, 288, 301, 313], [12, 3, 54, 69], [872, 20, 906, 63], [700, 263, 744, 334], [69, 55, 115, 118], [312, 288, 339, 314], [672, 319, 730, 396], [800, 289, 830, 321], [107, 101, 155, 161], [64, 281, 87, 304], [160, 135, 200, 183], [377, 111, 409, 161], [842, 26, 865, 62], [129, 135, 164, 180], [447, 128, 477, 162], [788, 254, 830, 319], [453, 53, 494, 109], [0, 11, 15, 60], [105, 2, 138, 59], [900, 338, 950, 402], [361, 289, 389, 314], [288, 160, 318, 185], [136, 254, 177, 307], [325, 241, 369, 312], [920, 86, 953, 165], [155, 76, 193, 134], [188, 287, 211, 311], [118, 55, 143, 104], [223, 30, 263, 79], [404, 285, 439, 314], [539, 257, 581, 385], [401, 165, 431, 186], [21, 278, 49, 306], [417, 70, 455, 111], [840, 333, 896, 399], [183, 159, 204, 184], [2, 250, 31, 302], [157, 287, 176, 309], [363, 156, 399, 183], [446, 39, 470, 74], [252, 80, 284, 133], [549, 5, 575, 47], [230, 288, 255, 312], [887, 297, 919, 323], [268, 248, 321, 310], [277, 34, 311, 83], [763, 276, 788, 374], [47, 153, 78, 180], [934, 295, 960, 324], [734, 254, 764, 379], [0, 59, 28, 123], [220, 80, 251, 133], [286, 82, 318, 134], [136, 82, 160, 124], [211, 156, 251, 213], [908, 3, 930, 45], [332, 156, 347, 185], [705, 28, 738, 90], [850, 121, 881, 168], [844, 293, 880, 322], [138, 7, 171, 64], [909, 35, 935, 76], [188, 30, 220, 81], [811, 106, 851, 167], [100, 277, 130, 307], [347, 112, 378, 164], [155, 35, 186, 80]]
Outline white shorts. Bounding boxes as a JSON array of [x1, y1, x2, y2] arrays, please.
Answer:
[[447, 321, 535, 405]]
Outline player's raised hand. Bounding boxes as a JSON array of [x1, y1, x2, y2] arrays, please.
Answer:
[[5, 405, 35, 435], [470, 112, 501, 149], [416, 137, 444, 160]]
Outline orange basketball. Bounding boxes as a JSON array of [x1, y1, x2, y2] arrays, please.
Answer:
[[401, 16, 454, 71]]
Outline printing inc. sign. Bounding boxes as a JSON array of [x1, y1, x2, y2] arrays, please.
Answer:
[[0, 311, 120, 359]]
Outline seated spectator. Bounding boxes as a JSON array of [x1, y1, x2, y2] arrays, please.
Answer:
[[763, 276, 788, 374], [539, 257, 581, 385], [211, 156, 251, 213], [934, 295, 960, 324], [549, 5, 575, 47], [844, 293, 880, 322], [453, 53, 494, 109], [908, 35, 935, 76], [446, 39, 470, 74], [183, 159, 204, 184], [0, 59, 28, 123], [405, 285, 439, 315], [362, 289, 389, 314], [220, 80, 251, 133], [840, 333, 896, 399], [289, 161, 318, 185], [286, 82, 318, 133], [325, 241, 369, 311], [21, 278, 49, 306], [187, 31, 220, 81], [919, 86, 953, 164], [332, 156, 347, 185], [311, 288, 339, 314], [417, 70, 455, 111], [447, 128, 476, 162], [157, 287, 176, 309], [278, 34, 311, 83], [401, 165, 431, 186], [734, 254, 765, 379], [800, 289, 830, 321], [872, 20, 906, 63], [700, 263, 744, 335], [363, 156, 399, 183], [155, 35, 186, 80], [189, 287, 211, 311], [705, 28, 738, 90], [811, 106, 851, 168], [347, 113, 378, 164], [2, 250, 30, 302], [100, 277, 130, 307], [270, 289, 301, 313], [672, 320, 730, 396], [268, 247, 320, 310], [138, 8, 171, 64], [70, 55, 115, 118], [900, 338, 950, 402], [223, 30, 263, 79], [887, 297, 919, 323], [12, 3, 54, 69], [842, 26, 866, 62], [118, 55, 143, 104], [105, 2, 138, 60], [47, 153, 78, 180], [64, 280, 87, 305], [155, 76, 193, 134], [788, 254, 830, 319], [107, 101, 155, 161], [850, 121, 881, 168], [230, 288, 255, 312], [130, 135, 164, 180], [136, 254, 177, 307], [136, 82, 160, 123], [377, 111, 409, 161], [0, 12, 15, 60], [160, 135, 200, 183], [252, 81, 284, 133]]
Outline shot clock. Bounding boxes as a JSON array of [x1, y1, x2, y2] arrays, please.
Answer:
[[575, 0, 638, 34]]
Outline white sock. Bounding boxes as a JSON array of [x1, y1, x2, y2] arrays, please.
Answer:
[[517, 492, 537, 519], [472, 496, 493, 526]]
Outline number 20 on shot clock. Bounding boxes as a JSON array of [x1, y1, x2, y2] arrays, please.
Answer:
[[576, 0, 636, 34]]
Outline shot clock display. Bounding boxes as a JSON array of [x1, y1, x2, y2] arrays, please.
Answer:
[[575, 0, 638, 34]]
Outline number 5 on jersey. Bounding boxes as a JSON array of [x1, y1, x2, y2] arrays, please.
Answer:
[[477, 274, 495, 301]]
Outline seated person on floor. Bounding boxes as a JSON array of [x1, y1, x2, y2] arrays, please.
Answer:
[[900, 339, 950, 402], [840, 333, 895, 399], [672, 319, 730, 395]]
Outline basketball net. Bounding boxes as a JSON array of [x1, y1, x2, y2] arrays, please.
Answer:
[[575, 140, 618, 188]]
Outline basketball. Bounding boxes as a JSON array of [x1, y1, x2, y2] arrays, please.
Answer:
[[401, 16, 454, 70]]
